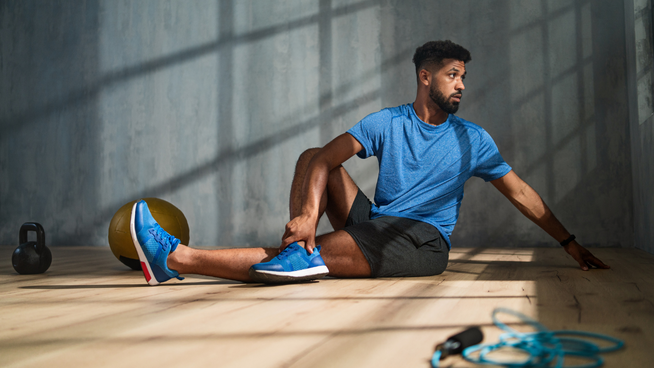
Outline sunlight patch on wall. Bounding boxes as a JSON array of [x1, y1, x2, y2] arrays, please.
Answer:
[[233, 0, 318, 36]]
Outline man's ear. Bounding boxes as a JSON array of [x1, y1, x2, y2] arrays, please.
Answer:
[[418, 69, 431, 87]]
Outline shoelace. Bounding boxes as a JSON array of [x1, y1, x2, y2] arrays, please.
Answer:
[[277, 244, 299, 260], [149, 224, 180, 251]]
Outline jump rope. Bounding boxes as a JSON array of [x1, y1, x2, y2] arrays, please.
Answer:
[[431, 308, 624, 368]]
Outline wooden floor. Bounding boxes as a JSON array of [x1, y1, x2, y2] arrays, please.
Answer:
[[1, 245, 653, 368]]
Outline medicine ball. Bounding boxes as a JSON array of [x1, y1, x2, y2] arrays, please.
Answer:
[[108, 198, 190, 270]]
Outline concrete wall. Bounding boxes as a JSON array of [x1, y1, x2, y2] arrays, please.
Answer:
[[0, 0, 634, 248], [630, 109, 654, 255], [626, 0, 654, 255]]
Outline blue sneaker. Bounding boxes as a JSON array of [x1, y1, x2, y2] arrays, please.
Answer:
[[249, 242, 329, 284], [130, 200, 184, 286]]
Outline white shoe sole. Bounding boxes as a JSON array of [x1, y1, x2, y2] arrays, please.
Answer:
[[129, 201, 160, 286], [249, 265, 329, 284]]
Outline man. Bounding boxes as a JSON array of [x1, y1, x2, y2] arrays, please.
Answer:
[[130, 40, 609, 286]]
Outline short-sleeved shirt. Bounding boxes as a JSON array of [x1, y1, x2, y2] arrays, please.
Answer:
[[346, 103, 512, 248]]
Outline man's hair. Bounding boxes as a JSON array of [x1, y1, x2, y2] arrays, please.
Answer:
[[412, 40, 471, 76]]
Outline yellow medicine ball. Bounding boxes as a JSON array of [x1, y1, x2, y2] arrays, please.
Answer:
[[108, 198, 190, 270]]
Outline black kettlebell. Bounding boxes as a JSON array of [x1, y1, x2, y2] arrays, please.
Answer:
[[12, 222, 52, 274]]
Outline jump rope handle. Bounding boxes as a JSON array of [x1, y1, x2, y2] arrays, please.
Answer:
[[432, 326, 483, 367]]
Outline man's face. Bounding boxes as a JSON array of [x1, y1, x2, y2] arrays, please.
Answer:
[[428, 59, 466, 114]]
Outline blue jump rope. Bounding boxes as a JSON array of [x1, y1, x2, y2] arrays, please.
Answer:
[[431, 308, 624, 368]]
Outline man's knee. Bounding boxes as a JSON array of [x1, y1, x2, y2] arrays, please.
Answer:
[[295, 147, 347, 184], [297, 147, 321, 166], [294, 148, 322, 176]]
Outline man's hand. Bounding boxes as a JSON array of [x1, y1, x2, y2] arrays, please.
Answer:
[[281, 214, 318, 254], [563, 241, 610, 271]]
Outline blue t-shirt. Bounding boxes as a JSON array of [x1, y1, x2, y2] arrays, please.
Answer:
[[347, 103, 512, 248]]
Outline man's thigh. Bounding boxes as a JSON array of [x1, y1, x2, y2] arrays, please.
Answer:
[[317, 230, 371, 278], [324, 165, 361, 230]]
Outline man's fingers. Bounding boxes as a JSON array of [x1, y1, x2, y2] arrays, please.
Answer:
[[282, 226, 292, 242], [566, 243, 610, 271], [575, 253, 610, 271], [587, 255, 610, 269], [305, 239, 315, 254], [280, 235, 296, 250], [565, 246, 588, 271]]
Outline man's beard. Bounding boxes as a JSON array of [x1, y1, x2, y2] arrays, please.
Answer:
[[429, 84, 461, 114]]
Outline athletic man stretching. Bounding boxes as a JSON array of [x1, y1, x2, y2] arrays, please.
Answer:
[[130, 40, 609, 286]]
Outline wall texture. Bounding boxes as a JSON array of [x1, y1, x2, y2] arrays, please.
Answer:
[[630, 109, 654, 255], [626, 0, 654, 255], [0, 0, 634, 248]]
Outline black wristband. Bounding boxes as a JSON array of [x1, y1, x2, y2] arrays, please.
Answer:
[[560, 234, 576, 247]]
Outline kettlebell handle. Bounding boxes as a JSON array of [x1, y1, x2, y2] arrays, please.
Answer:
[[19, 222, 46, 250]]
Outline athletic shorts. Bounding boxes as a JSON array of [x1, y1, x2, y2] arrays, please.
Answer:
[[341, 190, 449, 277]]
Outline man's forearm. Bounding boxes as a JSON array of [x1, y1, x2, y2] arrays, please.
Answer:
[[511, 183, 571, 243], [492, 171, 571, 243]]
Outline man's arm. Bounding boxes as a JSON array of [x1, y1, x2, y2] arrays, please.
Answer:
[[491, 170, 610, 271], [281, 133, 364, 252]]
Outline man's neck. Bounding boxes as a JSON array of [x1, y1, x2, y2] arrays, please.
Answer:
[[413, 98, 448, 126]]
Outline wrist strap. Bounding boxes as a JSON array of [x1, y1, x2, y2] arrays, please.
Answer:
[[560, 234, 576, 247]]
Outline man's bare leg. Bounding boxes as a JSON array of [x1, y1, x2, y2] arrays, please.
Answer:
[[168, 246, 276, 282], [289, 148, 360, 230], [168, 229, 369, 282], [166, 147, 370, 282]]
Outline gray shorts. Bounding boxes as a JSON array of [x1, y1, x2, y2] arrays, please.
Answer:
[[342, 190, 449, 277]]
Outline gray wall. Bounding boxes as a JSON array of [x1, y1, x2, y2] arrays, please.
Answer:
[[0, 0, 635, 248], [626, 0, 654, 255]]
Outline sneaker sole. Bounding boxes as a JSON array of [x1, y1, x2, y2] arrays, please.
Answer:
[[129, 201, 160, 286], [248, 265, 329, 284]]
